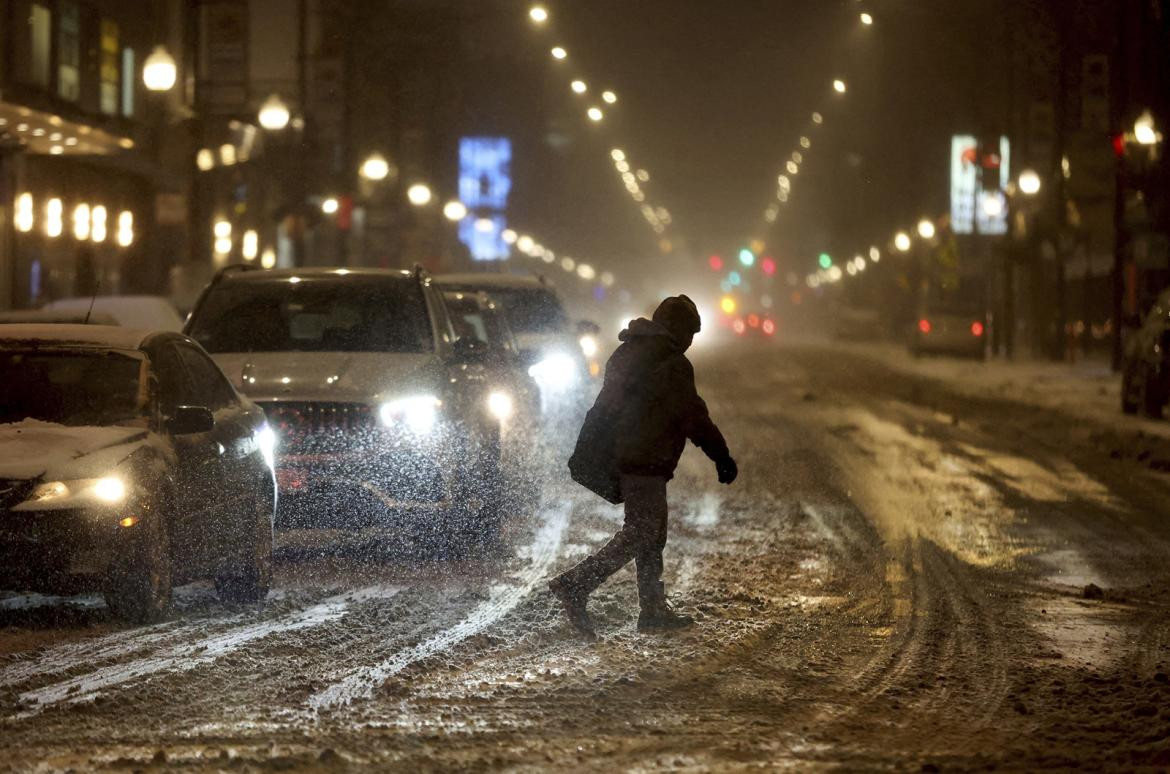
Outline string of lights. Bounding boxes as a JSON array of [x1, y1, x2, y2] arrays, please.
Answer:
[[502, 227, 618, 291], [527, 4, 678, 252]]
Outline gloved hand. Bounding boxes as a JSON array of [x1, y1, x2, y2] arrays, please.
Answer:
[[716, 456, 738, 485]]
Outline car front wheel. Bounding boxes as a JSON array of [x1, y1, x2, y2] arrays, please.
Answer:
[[104, 512, 172, 623], [215, 483, 273, 604]]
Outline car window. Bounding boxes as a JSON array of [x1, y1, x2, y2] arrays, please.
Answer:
[[0, 349, 146, 426], [188, 277, 435, 354], [151, 345, 196, 412], [176, 344, 237, 411], [481, 288, 568, 334]]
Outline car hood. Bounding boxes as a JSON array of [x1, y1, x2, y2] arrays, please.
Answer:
[[210, 351, 441, 404], [0, 419, 149, 481]]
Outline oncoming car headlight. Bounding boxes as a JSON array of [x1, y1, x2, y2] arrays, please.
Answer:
[[255, 424, 277, 470], [379, 395, 441, 435], [528, 352, 580, 392], [487, 390, 514, 420], [578, 334, 599, 358], [16, 476, 128, 511]]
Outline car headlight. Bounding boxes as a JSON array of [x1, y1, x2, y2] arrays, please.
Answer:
[[255, 424, 277, 470], [379, 395, 441, 435], [578, 334, 599, 358], [528, 352, 579, 392], [16, 476, 128, 511], [487, 390, 514, 420]]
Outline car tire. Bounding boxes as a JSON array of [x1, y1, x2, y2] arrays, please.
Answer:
[[104, 512, 172, 623], [215, 484, 273, 604], [1142, 362, 1166, 419], [1121, 363, 1140, 414]]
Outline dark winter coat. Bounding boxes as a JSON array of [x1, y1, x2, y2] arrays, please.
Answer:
[[569, 317, 729, 499]]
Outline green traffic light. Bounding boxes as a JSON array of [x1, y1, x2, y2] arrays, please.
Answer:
[[818, 253, 832, 269], [739, 248, 755, 267]]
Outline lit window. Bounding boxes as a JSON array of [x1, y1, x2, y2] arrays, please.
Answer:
[[58, 3, 80, 101], [121, 48, 135, 117], [29, 3, 52, 87], [100, 20, 120, 115]]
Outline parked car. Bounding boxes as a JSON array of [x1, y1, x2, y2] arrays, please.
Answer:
[[0, 324, 275, 622], [40, 295, 184, 331], [1122, 288, 1170, 416], [184, 267, 510, 542], [909, 283, 987, 360], [436, 274, 593, 423], [442, 289, 542, 509]]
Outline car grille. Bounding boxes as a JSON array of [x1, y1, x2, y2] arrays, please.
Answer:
[[0, 479, 34, 512], [258, 401, 378, 453]]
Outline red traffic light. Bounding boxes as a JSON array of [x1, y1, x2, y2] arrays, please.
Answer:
[[761, 256, 776, 275], [708, 255, 724, 271]]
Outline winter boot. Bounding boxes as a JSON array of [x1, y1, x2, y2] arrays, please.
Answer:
[[637, 582, 694, 632], [548, 575, 597, 640]]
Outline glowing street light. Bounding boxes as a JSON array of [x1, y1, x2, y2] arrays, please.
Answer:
[[917, 219, 936, 240], [359, 153, 391, 181], [142, 45, 177, 92], [551, 46, 567, 60], [528, 5, 548, 24], [407, 183, 433, 207], [982, 195, 1005, 218], [1018, 169, 1042, 196], [1135, 110, 1159, 145], [860, 12, 874, 25], [443, 200, 467, 221], [833, 79, 847, 94], [894, 231, 912, 252], [587, 107, 604, 122], [257, 94, 291, 131], [571, 80, 587, 94], [611, 148, 626, 162], [602, 90, 617, 104], [321, 197, 339, 215]]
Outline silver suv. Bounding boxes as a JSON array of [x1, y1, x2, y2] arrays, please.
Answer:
[[185, 267, 507, 543]]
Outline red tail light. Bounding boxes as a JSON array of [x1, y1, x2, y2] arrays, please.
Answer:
[[747, 313, 760, 328], [732, 318, 746, 335], [971, 321, 984, 337], [918, 318, 932, 334], [762, 319, 776, 335]]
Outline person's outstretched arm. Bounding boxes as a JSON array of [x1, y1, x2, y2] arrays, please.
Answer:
[[669, 357, 737, 483]]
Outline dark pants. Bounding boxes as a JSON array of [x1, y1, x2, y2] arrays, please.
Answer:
[[559, 474, 668, 608]]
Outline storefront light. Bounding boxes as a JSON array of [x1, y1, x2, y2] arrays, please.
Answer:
[[15, 193, 34, 233], [142, 45, 178, 92], [91, 206, 107, 243], [242, 229, 258, 261], [219, 144, 237, 166], [45, 198, 63, 238], [260, 247, 276, 269], [117, 211, 133, 247], [213, 219, 232, 239], [196, 148, 215, 172], [214, 237, 232, 256], [73, 203, 90, 241]]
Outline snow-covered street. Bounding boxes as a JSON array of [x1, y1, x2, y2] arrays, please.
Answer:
[[3, 340, 1170, 770]]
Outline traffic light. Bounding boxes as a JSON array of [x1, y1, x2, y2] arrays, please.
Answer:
[[818, 253, 833, 269]]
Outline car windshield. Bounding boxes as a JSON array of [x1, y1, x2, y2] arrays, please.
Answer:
[[188, 278, 434, 354], [478, 288, 567, 335], [0, 349, 145, 426], [444, 294, 512, 350]]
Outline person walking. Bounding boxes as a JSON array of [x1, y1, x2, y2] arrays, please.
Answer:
[[549, 295, 737, 637]]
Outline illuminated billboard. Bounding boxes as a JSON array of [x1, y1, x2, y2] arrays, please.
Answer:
[[950, 135, 1010, 235], [459, 137, 511, 261]]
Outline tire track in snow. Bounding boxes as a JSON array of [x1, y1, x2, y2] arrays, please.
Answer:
[[8, 585, 402, 719], [307, 501, 570, 711]]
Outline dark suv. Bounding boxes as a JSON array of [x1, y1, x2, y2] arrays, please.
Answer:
[[184, 267, 506, 540]]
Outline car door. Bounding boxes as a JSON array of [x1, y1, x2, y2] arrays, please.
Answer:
[[152, 343, 227, 573], [174, 343, 259, 551]]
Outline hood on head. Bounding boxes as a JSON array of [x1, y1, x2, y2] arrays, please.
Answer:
[[618, 317, 675, 344]]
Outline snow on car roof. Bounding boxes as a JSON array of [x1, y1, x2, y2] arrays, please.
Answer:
[[221, 267, 413, 281], [0, 324, 152, 350], [42, 296, 183, 331], [436, 273, 552, 289]]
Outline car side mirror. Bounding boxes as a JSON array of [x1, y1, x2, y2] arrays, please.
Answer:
[[576, 319, 601, 336], [167, 405, 214, 435]]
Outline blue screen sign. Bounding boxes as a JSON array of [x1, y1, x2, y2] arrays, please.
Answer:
[[458, 137, 512, 261]]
